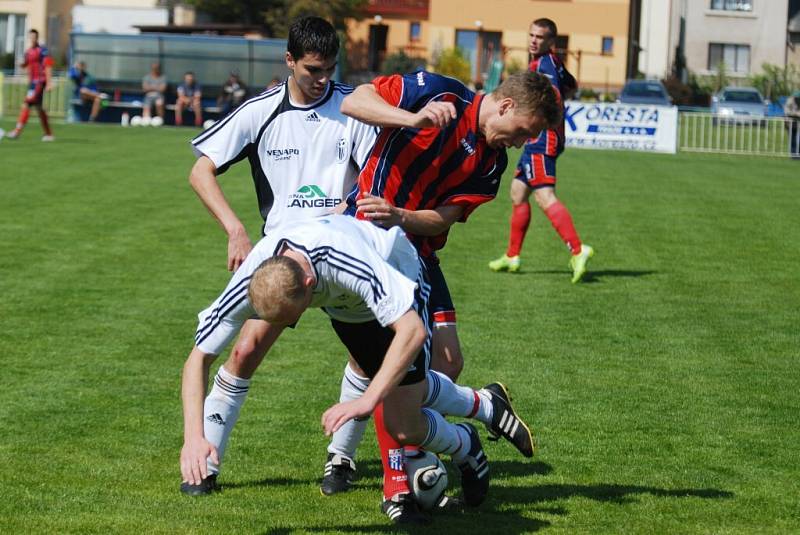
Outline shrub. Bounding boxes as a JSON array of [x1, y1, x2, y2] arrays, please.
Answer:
[[432, 47, 471, 84], [381, 50, 426, 75]]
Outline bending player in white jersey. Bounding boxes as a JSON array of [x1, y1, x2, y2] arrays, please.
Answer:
[[181, 215, 534, 523], [180, 16, 376, 495]]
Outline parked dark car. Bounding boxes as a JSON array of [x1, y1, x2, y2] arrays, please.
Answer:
[[618, 79, 672, 106]]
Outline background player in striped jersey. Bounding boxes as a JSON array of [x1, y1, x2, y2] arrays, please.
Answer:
[[181, 215, 530, 523], [319, 70, 559, 506], [489, 17, 594, 282], [6, 29, 54, 142], [180, 16, 377, 496]]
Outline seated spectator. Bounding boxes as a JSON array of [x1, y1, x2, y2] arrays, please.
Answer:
[[175, 71, 203, 127], [218, 71, 248, 117], [142, 62, 166, 122], [68, 61, 108, 122]]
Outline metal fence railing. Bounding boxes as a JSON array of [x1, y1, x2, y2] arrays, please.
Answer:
[[679, 112, 799, 158], [0, 73, 70, 119]]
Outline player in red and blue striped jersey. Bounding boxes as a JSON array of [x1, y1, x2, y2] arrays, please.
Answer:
[[6, 29, 54, 141], [489, 18, 594, 282], [343, 70, 559, 378], [336, 70, 560, 510]]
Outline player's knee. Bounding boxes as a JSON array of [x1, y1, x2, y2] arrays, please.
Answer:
[[443, 356, 464, 381], [384, 417, 424, 445], [534, 188, 557, 210], [227, 341, 261, 377], [510, 181, 531, 204]]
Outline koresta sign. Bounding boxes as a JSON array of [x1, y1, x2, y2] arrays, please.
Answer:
[[564, 102, 678, 154]]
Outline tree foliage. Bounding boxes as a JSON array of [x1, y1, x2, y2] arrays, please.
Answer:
[[432, 47, 471, 84], [748, 63, 800, 101], [381, 50, 426, 75], [186, 0, 367, 36]]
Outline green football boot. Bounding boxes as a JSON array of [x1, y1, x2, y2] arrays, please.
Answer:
[[569, 244, 594, 283], [488, 254, 521, 273]]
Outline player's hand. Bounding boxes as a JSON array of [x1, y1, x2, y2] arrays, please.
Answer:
[[44, 83, 53, 92], [180, 438, 220, 485], [322, 398, 376, 436], [356, 193, 403, 228], [227, 229, 252, 272], [411, 101, 457, 129]]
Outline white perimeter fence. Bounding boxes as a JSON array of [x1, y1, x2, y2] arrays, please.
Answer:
[[679, 112, 799, 158]]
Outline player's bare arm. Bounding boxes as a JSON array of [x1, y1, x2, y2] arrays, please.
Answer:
[[180, 346, 220, 485], [321, 310, 426, 435], [356, 193, 464, 235], [341, 84, 456, 129], [189, 156, 253, 271], [44, 64, 53, 91]]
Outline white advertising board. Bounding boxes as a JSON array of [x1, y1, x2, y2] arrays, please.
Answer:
[[564, 101, 678, 154]]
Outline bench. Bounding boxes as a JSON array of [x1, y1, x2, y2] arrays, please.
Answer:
[[69, 80, 226, 125]]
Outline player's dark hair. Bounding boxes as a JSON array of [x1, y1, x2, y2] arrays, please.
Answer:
[[532, 18, 557, 37], [30, 29, 39, 36], [287, 16, 339, 61], [494, 71, 562, 127]]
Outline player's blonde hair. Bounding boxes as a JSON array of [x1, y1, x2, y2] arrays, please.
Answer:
[[248, 256, 308, 324], [493, 71, 562, 128]]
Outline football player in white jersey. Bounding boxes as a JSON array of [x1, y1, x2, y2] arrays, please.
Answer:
[[180, 17, 376, 495], [181, 215, 520, 523]]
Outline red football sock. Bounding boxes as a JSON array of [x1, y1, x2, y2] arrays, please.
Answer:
[[544, 201, 582, 255], [38, 109, 52, 136], [373, 403, 410, 500], [17, 107, 31, 129], [506, 202, 531, 257]]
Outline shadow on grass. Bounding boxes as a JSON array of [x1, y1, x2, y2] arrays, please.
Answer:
[[222, 476, 309, 490], [238, 461, 732, 534], [581, 269, 658, 283], [489, 481, 734, 506], [512, 269, 657, 282]]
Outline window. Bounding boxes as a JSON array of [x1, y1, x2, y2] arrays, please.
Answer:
[[601, 36, 613, 55], [409, 21, 421, 42], [0, 13, 27, 56], [710, 0, 752, 12], [554, 35, 569, 64], [708, 43, 750, 73]]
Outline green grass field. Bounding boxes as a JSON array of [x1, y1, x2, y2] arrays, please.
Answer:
[[1, 121, 798, 534]]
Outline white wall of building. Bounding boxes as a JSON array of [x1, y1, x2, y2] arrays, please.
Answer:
[[638, 0, 672, 79], [72, 4, 167, 34]]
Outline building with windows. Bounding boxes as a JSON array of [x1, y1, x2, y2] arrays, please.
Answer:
[[637, 0, 793, 81], [345, 0, 637, 92], [0, 0, 194, 66]]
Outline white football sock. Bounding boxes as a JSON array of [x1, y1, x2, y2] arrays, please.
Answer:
[[327, 363, 371, 460], [419, 408, 473, 464], [203, 365, 250, 475], [424, 370, 493, 424]]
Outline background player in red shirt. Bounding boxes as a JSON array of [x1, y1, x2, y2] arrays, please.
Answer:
[[489, 18, 594, 282], [7, 29, 54, 142]]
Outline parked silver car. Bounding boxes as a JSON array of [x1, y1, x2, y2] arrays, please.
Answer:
[[711, 87, 768, 124]]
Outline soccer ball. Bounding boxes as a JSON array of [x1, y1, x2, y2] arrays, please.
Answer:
[[203, 119, 216, 130], [141, 116, 152, 127], [130, 115, 143, 127], [150, 116, 164, 127], [405, 450, 448, 510]]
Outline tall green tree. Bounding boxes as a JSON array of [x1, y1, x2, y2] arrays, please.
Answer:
[[187, 0, 367, 36]]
